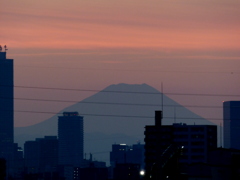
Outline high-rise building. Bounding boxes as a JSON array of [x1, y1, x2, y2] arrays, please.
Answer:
[[144, 111, 217, 179], [58, 112, 84, 167], [0, 51, 14, 162], [223, 101, 240, 149]]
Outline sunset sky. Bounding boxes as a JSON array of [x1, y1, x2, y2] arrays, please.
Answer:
[[1, 0, 240, 127]]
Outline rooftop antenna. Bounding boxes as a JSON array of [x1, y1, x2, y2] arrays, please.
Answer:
[[220, 123, 222, 147], [4, 45, 8, 52], [174, 106, 176, 123], [161, 82, 164, 114]]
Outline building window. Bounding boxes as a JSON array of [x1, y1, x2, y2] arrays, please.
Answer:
[[191, 148, 204, 153], [191, 141, 204, 146]]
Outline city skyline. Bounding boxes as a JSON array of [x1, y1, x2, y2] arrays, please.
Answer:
[[0, 46, 239, 179], [1, 0, 239, 128]]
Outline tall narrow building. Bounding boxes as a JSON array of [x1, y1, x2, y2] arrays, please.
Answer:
[[58, 112, 84, 167], [223, 101, 240, 149], [0, 51, 14, 161]]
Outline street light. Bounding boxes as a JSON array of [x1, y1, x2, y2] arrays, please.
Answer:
[[140, 170, 145, 176]]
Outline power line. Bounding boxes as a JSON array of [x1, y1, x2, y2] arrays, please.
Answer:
[[86, 134, 143, 142], [1, 84, 240, 97], [0, 96, 223, 109], [15, 85, 240, 97], [10, 109, 226, 121]]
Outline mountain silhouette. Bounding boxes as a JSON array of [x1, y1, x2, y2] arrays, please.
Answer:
[[14, 83, 214, 164]]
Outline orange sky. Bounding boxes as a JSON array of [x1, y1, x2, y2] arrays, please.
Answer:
[[2, 0, 240, 50], [1, 0, 240, 127]]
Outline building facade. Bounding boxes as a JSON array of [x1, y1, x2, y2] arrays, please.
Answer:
[[24, 136, 58, 173], [172, 123, 217, 164], [224, 101, 240, 149], [144, 111, 217, 179], [113, 163, 141, 180], [0, 51, 14, 169], [73, 165, 108, 180], [110, 143, 145, 169], [58, 112, 84, 167]]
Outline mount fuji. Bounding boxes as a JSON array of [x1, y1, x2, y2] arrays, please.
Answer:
[[15, 83, 214, 164]]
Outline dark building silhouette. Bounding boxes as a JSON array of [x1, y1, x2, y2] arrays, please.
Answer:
[[0, 51, 14, 178], [110, 143, 145, 169], [73, 165, 108, 180], [58, 112, 84, 167], [172, 123, 217, 165], [24, 136, 58, 174], [11, 143, 24, 179], [224, 101, 240, 149], [0, 158, 6, 180], [113, 163, 141, 180], [82, 153, 106, 168], [57, 165, 74, 180], [110, 143, 144, 179], [0, 51, 14, 158], [207, 148, 240, 180], [144, 111, 217, 179], [186, 148, 240, 180]]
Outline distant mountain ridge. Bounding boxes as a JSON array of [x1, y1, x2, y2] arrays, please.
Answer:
[[14, 83, 214, 164]]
